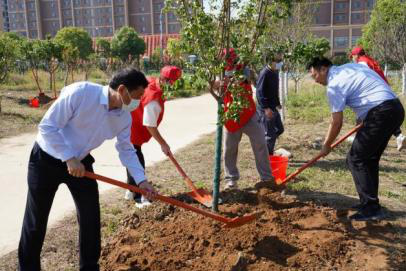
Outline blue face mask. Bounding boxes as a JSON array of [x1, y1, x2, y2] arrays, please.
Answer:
[[121, 89, 141, 112], [275, 62, 284, 70]]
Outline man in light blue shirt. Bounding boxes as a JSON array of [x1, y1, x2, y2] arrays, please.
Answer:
[[18, 68, 155, 271], [307, 57, 404, 221]]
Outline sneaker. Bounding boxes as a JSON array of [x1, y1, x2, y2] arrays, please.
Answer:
[[396, 134, 405, 151], [274, 148, 293, 158], [124, 190, 134, 200], [135, 195, 152, 209], [346, 135, 355, 143], [349, 208, 385, 221], [225, 180, 238, 190]]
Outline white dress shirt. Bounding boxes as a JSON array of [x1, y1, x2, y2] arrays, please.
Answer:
[[36, 81, 146, 184], [326, 63, 396, 120], [143, 100, 162, 127]]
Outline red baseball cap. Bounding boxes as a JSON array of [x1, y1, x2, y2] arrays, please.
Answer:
[[350, 46, 365, 56], [160, 66, 182, 85]]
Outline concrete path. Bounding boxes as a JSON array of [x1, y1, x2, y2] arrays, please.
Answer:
[[0, 94, 217, 256]]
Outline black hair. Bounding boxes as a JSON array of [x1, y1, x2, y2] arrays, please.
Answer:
[[306, 57, 333, 71], [109, 68, 149, 92]]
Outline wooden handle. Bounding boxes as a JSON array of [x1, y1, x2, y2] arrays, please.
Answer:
[[280, 124, 363, 185], [84, 171, 229, 223], [168, 154, 199, 191]]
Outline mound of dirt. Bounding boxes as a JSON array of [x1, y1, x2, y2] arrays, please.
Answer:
[[101, 183, 405, 271]]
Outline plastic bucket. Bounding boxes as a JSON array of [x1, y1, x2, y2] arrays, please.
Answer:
[[269, 155, 289, 182], [29, 97, 39, 108]]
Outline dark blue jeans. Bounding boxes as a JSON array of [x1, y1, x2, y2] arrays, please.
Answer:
[[18, 143, 100, 271], [347, 99, 404, 213], [259, 109, 284, 154]]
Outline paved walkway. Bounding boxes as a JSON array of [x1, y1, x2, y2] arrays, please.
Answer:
[[0, 94, 217, 256]]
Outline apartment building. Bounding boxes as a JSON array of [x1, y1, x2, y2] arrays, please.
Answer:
[[311, 0, 376, 56], [3, 0, 181, 39]]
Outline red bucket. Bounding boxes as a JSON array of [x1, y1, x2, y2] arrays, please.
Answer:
[[29, 97, 39, 108], [269, 155, 289, 183]]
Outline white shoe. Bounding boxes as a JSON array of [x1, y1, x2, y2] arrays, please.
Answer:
[[274, 148, 292, 158], [396, 134, 405, 151], [135, 196, 152, 209], [124, 190, 134, 200], [225, 180, 238, 190], [346, 135, 355, 143]]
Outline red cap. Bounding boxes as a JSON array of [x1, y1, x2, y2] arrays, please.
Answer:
[[160, 66, 182, 84], [350, 46, 365, 56]]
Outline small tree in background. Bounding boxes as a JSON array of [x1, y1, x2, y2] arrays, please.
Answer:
[[40, 37, 63, 98], [0, 33, 20, 85], [54, 27, 93, 85], [111, 26, 146, 68], [21, 39, 48, 95]]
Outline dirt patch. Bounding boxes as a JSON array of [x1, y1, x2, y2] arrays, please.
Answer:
[[100, 184, 406, 271]]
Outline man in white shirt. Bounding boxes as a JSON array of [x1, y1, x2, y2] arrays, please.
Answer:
[[307, 57, 404, 221], [125, 66, 182, 206], [18, 68, 156, 271]]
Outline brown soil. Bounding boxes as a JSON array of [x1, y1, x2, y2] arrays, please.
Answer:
[[100, 182, 406, 271]]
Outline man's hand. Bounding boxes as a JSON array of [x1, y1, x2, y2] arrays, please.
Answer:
[[66, 158, 85, 177], [139, 180, 157, 200], [161, 142, 172, 156], [264, 108, 273, 119], [319, 144, 332, 157]]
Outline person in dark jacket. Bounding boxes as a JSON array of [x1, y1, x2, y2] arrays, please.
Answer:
[[256, 52, 284, 154]]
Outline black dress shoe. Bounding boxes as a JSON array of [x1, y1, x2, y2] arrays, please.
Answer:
[[350, 203, 363, 210], [349, 208, 385, 221]]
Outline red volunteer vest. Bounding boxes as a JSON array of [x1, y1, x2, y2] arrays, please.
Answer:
[[130, 77, 165, 146], [358, 55, 389, 84], [223, 81, 256, 132]]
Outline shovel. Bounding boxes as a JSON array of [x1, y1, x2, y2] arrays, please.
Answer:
[[85, 171, 262, 228], [168, 154, 213, 207], [278, 124, 363, 185]]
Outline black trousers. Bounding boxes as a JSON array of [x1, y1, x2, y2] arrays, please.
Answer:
[[347, 99, 404, 212], [126, 145, 145, 200], [259, 109, 284, 154], [18, 143, 100, 271]]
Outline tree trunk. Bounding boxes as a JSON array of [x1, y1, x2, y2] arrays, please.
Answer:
[[32, 69, 43, 95], [212, 100, 223, 212], [0, 95, 2, 113], [384, 64, 388, 77], [283, 71, 288, 100], [64, 68, 69, 86], [49, 72, 53, 92], [279, 72, 285, 121], [402, 63, 406, 96]]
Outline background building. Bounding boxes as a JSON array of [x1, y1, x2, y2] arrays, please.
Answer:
[[311, 0, 376, 56], [2, 0, 377, 56], [3, 0, 180, 39]]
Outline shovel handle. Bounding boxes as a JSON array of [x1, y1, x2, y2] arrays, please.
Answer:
[[84, 171, 229, 224], [280, 123, 363, 185], [168, 154, 199, 191]]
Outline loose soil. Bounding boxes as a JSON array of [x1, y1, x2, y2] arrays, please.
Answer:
[[100, 182, 406, 271]]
